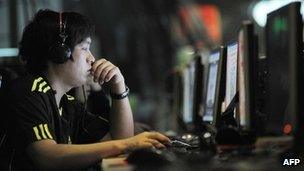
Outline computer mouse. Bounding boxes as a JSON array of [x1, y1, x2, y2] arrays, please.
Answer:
[[126, 148, 175, 166], [199, 131, 217, 153]]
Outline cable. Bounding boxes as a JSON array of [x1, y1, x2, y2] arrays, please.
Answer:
[[82, 85, 87, 110], [81, 85, 90, 134]]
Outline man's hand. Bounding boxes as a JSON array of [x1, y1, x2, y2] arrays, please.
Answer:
[[90, 59, 125, 91], [122, 132, 171, 151]]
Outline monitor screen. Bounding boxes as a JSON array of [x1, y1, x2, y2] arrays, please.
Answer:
[[265, 2, 303, 135], [182, 60, 196, 123], [225, 42, 238, 109], [203, 51, 220, 122]]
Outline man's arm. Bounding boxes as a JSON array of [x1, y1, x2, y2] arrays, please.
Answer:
[[110, 83, 134, 139], [91, 58, 134, 139], [27, 132, 170, 171], [27, 139, 124, 171]]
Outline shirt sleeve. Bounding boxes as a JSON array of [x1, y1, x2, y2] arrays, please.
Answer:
[[71, 101, 110, 144], [8, 93, 55, 149]]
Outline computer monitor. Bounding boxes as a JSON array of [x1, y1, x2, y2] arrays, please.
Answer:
[[202, 47, 226, 125], [225, 42, 238, 110], [237, 21, 258, 132], [203, 51, 220, 123], [265, 2, 303, 138], [181, 60, 196, 126]]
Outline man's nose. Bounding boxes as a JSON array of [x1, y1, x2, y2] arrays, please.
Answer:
[[87, 51, 95, 63]]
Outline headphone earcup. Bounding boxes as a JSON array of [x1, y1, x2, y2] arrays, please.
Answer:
[[49, 42, 71, 64]]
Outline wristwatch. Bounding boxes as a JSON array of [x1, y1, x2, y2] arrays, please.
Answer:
[[110, 86, 129, 100]]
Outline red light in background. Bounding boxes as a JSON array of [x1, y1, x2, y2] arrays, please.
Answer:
[[198, 5, 222, 43], [283, 123, 292, 135], [178, 4, 222, 44]]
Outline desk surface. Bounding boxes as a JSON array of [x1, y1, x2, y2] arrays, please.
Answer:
[[101, 154, 303, 171], [102, 157, 303, 171], [102, 156, 127, 167], [101, 137, 303, 171]]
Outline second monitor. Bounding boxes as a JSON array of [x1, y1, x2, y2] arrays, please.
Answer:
[[201, 46, 226, 127]]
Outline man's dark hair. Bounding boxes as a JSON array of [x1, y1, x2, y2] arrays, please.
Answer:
[[19, 9, 94, 74]]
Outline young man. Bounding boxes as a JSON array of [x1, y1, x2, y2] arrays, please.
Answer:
[[0, 9, 169, 170]]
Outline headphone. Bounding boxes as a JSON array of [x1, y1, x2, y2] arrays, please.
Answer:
[[49, 12, 72, 63]]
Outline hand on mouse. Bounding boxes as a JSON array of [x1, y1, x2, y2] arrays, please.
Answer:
[[123, 132, 170, 151]]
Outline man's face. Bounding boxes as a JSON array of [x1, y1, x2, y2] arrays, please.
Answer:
[[63, 37, 94, 87]]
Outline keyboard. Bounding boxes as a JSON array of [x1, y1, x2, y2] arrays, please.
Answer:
[[167, 134, 201, 148]]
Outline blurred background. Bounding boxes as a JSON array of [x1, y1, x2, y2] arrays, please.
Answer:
[[0, 0, 302, 132]]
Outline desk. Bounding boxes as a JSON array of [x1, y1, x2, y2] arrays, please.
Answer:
[[101, 157, 303, 171], [102, 156, 132, 171], [100, 137, 303, 171]]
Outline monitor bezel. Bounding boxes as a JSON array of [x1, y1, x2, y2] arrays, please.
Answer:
[[237, 21, 258, 133]]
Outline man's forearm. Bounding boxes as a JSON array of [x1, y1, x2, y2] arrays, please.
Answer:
[[27, 139, 128, 171], [110, 97, 134, 139], [109, 83, 134, 139]]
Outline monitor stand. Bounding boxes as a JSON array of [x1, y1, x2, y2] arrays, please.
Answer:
[[215, 92, 256, 146]]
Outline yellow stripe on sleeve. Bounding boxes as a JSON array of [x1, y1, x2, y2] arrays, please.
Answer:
[[33, 126, 41, 140], [43, 86, 51, 93], [38, 81, 47, 92], [38, 124, 47, 139], [43, 124, 53, 139], [31, 77, 43, 91]]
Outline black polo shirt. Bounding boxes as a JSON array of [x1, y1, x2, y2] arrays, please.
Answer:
[[0, 74, 110, 170]]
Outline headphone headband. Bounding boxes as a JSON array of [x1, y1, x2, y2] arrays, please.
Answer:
[[48, 11, 71, 64], [59, 12, 67, 43]]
